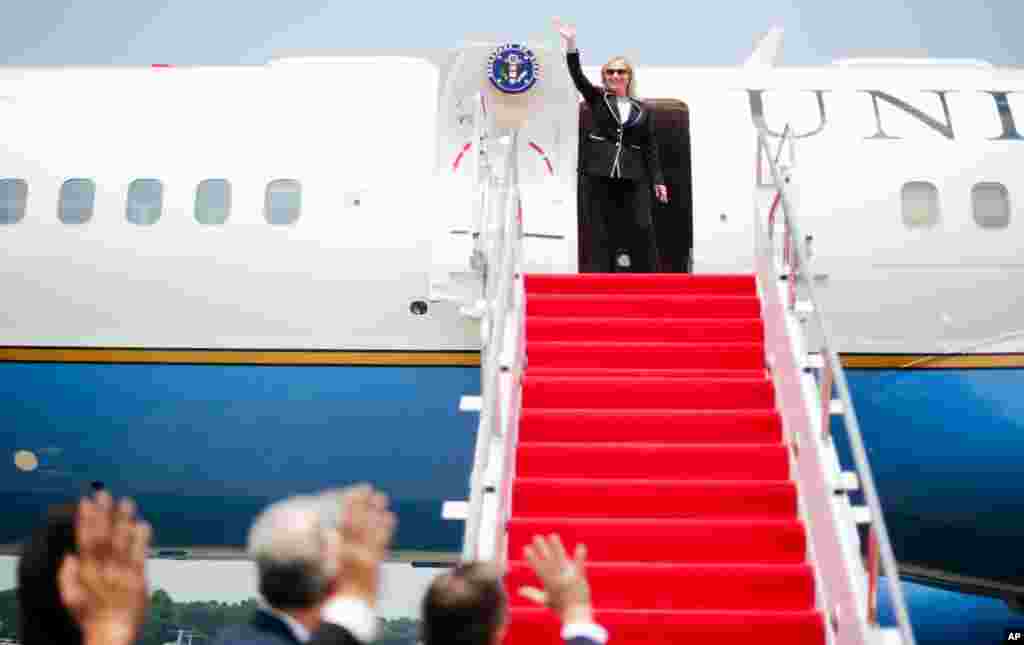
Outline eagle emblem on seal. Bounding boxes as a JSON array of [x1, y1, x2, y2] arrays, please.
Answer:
[[487, 44, 541, 94]]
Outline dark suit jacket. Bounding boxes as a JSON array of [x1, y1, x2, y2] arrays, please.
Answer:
[[567, 51, 664, 186], [212, 608, 603, 645], [212, 609, 362, 645]]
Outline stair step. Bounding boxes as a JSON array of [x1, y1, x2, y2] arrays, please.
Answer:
[[516, 443, 789, 479], [505, 562, 815, 610], [506, 608, 825, 645], [525, 273, 757, 295], [527, 341, 765, 369], [512, 479, 797, 519], [521, 375, 774, 409], [519, 408, 782, 443], [527, 294, 761, 318], [507, 518, 807, 563], [527, 316, 764, 342]]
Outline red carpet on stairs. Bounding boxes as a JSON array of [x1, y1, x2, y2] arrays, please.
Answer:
[[503, 273, 824, 645]]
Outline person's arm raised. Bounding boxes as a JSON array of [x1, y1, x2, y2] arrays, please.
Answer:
[[518, 534, 608, 644], [319, 484, 396, 644], [554, 17, 599, 102], [59, 491, 151, 645], [554, 16, 577, 52]]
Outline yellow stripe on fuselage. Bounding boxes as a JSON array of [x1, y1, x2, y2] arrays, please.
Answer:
[[0, 348, 1022, 369], [841, 354, 1024, 369], [0, 347, 481, 367]]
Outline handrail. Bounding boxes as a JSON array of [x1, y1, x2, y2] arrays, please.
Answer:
[[461, 91, 494, 559], [462, 114, 526, 563], [470, 93, 486, 273], [756, 124, 916, 645]]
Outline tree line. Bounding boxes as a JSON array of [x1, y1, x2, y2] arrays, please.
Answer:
[[0, 588, 419, 645]]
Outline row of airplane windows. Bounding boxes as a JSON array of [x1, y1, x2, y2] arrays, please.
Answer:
[[0, 178, 1014, 229], [903, 181, 1011, 230], [0, 178, 300, 226]]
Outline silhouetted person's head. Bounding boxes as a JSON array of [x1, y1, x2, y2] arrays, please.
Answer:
[[17, 504, 82, 645], [247, 494, 341, 613], [422, 563, 507, 645]]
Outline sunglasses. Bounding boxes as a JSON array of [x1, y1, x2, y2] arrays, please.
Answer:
[[605, 68, 630, 76]]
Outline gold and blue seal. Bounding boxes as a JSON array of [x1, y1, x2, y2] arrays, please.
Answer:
[[487, 44, 541, 94]]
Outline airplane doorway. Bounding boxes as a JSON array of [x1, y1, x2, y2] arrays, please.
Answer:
[[578, 99, 694, 273]]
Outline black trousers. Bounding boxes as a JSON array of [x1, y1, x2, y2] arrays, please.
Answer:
[[578, 175, 660, 273]]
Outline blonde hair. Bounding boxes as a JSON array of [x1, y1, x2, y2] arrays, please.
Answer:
[[601, 56, 637, 97]]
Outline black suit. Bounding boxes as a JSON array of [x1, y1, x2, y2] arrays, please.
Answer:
[[212, 609, 362, 645], [568, 51, 662, 273]]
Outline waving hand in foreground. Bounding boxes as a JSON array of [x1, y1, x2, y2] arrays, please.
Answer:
[[58, 491, 151, 645]]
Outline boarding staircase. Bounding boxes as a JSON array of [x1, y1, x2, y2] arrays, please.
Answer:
[[503, 273, 822, 643], [442, 42, 916, 645]]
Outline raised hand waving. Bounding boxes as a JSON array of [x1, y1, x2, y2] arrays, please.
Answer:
[[553, 17, 577, 49]]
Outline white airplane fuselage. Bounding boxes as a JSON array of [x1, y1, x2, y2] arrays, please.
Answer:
[[3, 58, 1023, 353]]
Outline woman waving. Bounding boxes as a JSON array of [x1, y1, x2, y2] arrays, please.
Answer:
[[556, 17, 667, 273]]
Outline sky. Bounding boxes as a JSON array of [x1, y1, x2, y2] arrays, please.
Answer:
[[1, 0, 1023, 68]]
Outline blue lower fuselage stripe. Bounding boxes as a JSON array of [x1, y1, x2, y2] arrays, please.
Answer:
[[0, 362, 480, 552]]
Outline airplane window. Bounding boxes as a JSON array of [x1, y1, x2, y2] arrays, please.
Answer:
[[901, 181, 940, 229], [126, 179, 164, 225], [265, 179, 301, 225], [195, 179, 231, 225], [0, 178, 28, 224], [971, 182, 1010, 229], [59, 178, 96, 224]]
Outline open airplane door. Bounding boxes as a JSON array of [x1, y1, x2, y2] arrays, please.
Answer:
[[577, 99, 693, 273], [649, 99, 694, 272]]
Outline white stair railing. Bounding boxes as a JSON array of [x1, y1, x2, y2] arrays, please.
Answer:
[[448, 41, 574, 565], [756, 125, 916, 645], [460, 121, 528, 563]]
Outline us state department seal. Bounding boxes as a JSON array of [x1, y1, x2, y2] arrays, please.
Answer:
[[487, 44, 541, 94]]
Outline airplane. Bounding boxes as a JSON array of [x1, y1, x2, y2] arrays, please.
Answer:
[[0, 27, 1021, 614]]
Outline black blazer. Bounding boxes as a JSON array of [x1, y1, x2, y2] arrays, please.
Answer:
[[212, 609, 362, 645], [567, 51, 664, 186]]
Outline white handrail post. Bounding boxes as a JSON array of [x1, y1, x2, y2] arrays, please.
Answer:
[[471, 93, 483, 250]]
